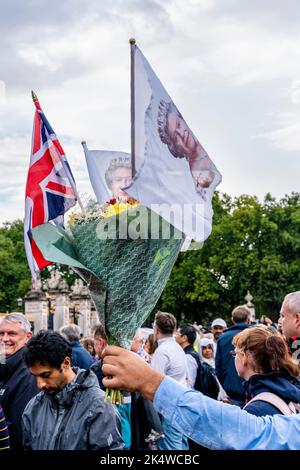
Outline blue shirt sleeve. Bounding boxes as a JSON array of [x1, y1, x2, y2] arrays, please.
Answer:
[[153, 376, 300, 450]]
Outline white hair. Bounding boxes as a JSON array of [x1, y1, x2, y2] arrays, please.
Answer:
[[104, 156, 131, 189], [133, 329, 143, 341], [157, 100, 185, 159], [0, 313, 31, 333], [283, 291, 300, 315], [60, 323, 81, 342]]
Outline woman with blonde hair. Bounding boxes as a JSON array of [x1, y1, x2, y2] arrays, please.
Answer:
[[232, 326, 300, 416]]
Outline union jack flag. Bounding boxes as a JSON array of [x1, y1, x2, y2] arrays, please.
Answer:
[[24, 92, 77, 279]]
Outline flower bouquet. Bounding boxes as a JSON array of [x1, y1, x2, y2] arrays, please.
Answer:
[[32, 199, 184, 400]]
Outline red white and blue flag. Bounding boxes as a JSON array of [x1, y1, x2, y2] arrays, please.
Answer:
[[24, 92, 77, 279]]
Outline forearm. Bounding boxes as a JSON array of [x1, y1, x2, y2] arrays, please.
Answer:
[[153, 377, 286, 450]]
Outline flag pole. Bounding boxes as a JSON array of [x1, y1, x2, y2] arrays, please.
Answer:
[[129, 38, 136, 178], [31, 90, 39, 103], [31, 90, 85, 214], [81, 140, 87, 150]]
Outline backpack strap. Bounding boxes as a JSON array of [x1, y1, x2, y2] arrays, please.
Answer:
[[244, 392, 293, 416]]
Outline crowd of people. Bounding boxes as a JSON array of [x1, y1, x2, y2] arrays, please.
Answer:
[[0, 290, 300, 451]]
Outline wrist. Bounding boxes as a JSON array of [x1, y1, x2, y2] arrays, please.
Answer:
[[139, 369, 164, 400]]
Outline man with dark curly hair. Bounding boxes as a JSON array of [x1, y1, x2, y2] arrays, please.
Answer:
[[22, 330, 123, 450]]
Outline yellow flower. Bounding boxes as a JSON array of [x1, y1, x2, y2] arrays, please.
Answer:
[[68, 212, 81, 227], [68, 199, 140, 226], [102, 200, 140, 218]]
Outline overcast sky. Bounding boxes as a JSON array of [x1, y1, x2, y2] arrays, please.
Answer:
[[1, 0, 300, 224]]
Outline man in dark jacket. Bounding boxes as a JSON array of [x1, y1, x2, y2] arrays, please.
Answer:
[[90, 323, 108, 389], [22, 330, 123, 450], [175, 323, 219, 399], [0, 313, 39, 449], [215, 305, 251, 406], [60, 323, 94, 369]]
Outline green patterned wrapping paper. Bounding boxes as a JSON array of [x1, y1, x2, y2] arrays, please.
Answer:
[[33, 206, 184, 348]]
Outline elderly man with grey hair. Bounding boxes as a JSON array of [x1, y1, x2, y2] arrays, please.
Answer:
[[0, 313, 39, 449], [60, 323, 94, 369], [280, 291, 300, 339], [280, 291, 300, 363]]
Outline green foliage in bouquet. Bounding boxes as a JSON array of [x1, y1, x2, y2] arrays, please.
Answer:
[[32, 206, 184, 348]]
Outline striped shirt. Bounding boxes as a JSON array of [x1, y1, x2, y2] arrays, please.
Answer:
[[0, 407, 10, 451]]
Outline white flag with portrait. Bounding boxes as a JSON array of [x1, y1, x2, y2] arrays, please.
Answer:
[[124, 45, 222, 245], [83, 143, 132, 204]]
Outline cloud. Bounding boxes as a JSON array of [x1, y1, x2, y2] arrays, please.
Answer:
[[0, 81, 5, 105], [256, 114, 300, 152], [1, 0, 300, 224], [291, 80, 300, 105]]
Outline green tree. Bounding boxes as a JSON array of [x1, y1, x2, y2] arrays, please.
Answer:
[[0, 220, 31, 312], [0, 220, 78, 312], [158, 192, 300, 326], [2, 192, 300, 325]]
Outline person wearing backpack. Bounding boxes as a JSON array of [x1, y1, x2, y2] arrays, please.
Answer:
[[232, 325, 300, 417], [175, 324, 219, 400]]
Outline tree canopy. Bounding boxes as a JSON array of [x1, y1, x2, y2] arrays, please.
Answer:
[[0, 220, 31, 312], [157, 192, 300, 325], [1, 192, 300, 325]]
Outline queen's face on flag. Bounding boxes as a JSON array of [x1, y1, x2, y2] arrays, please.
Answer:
[[157, 99, 219, 201], [166, 111, 199, 161], [157, 100, 199, 162], [105, 157, 132, 202]]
